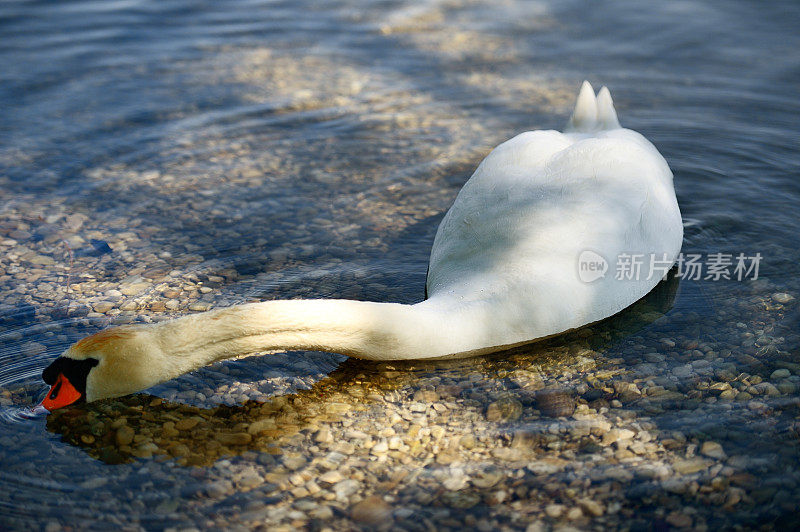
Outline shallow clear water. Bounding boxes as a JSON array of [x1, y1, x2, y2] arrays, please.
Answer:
[[1, 0, 799, 530]]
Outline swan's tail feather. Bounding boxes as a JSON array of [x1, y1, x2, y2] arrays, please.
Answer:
[[596, 86, 620, 129], [565, 81, 621, 132], [566, 80, 597, 132]]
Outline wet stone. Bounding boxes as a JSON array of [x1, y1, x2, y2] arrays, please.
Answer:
[[566, 507, 583, 520], [486, 396, 523, 422], [282, 455, 307, 470], [771, 368, 791, 380], [314, 428, 333, 443], [206, 481, 234, 498], [120, 282, 150, 296], [666, 511, 693, 528], [247, 419, 276, 435], [351, 495, 393, 525], [472, 469, 503, 489], [772, 292, 794, 304], [115, 426, 135, 446], [700, 441, 726, 459], [214, 432, 252, 445], [578, 498, 604, 517], [333, 479, 360, 499], [441, 491, 480, 509], [318, 471, 343, 486], [175, 417, 201, 431], [535, 389, 575, 417], [545, 504, 565, 518], [93, 301, 115, 314], [673, 458, 712, 475]]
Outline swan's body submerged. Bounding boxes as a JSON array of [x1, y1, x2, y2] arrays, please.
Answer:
[[40, 82, 682, 408]]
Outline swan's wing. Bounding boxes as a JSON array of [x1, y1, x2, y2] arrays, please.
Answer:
[[473, 130, 572, 175], [426, 130, 682, 341]]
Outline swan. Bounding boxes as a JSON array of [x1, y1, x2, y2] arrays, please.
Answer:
[[40, 81, 682, 410]]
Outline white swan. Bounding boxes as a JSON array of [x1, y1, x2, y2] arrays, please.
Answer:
[[40, 81, 682, 409]]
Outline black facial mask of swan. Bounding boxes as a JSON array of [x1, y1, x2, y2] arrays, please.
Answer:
[[41, 357, 99, 410]]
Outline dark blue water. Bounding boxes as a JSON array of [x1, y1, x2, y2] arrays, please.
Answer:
[[1, 0, 799, 529]]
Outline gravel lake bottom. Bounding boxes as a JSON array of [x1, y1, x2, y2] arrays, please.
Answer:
[[1, 0, 799, 530]]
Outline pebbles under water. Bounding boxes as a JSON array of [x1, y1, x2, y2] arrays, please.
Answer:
[[1, 0, 800, 530]]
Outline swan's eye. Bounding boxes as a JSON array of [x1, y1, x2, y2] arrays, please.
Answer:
[[49, 379, 62, 399]]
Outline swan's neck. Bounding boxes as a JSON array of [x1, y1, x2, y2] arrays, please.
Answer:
[[147, 298, 496, 372], [153, 300, 408, 365], [82, 297, 521, 401]]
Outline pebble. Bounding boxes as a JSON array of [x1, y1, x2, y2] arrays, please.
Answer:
[[472, 469, 503, 489], [460, 434, 476, 449], [238, 472, 262, 489], [443, 474, 468, 491], [578, 498, 604, 517], [673, 458, 711, 475], [486, 490, 507, 505], [119, 301, 138, 312], [206, 480, 233, 498], [309, 506, 333, 520], [314, 428, 333, 443], [535, 389, 575, 417], [333, 479, 360, 499], [485, 397, 523, 422], [771, 368, 791, 379], [282, 456, 307, 470], [214, 432, 252, 445], [247, 419, 276, 435], [29, 255, 55, 265], [351, 495, 393, 525], [601, 428, 634, 446], [370, 440, 388, 455], [175, 418, 200, 431], [666, 512, 692, 528], [545, 504, 564, 518], [93, 301, 115, 314], [719, 389, 737, 400], [772, 292, 794, 303], [115, 426, 135, 446], [318, 471, 343, 485], [120, 282, 150, 296]]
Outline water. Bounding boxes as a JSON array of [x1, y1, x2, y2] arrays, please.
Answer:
[[1, 0, 799, 529]]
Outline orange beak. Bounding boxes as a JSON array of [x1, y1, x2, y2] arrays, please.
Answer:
[[40, 373, 83, 411]]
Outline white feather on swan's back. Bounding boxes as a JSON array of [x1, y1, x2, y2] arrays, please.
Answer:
[[426, 81, 682, 342]]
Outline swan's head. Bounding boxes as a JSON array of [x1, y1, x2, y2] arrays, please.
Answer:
[[40, 325, 163, 410]]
